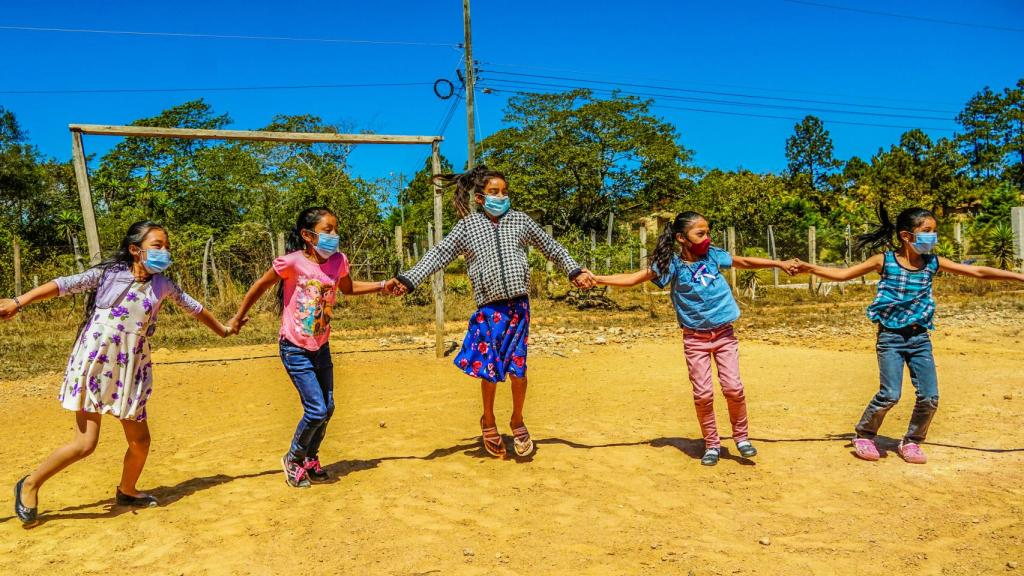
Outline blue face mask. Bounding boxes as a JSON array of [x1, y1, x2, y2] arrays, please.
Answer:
[[482, 195, 510, 217], [313, 232, 340, 259], [142, 248, 172, 274], [911, 232, 938, 255]]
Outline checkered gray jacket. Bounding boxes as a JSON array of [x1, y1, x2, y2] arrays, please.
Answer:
[[397, 210, 582, 307]]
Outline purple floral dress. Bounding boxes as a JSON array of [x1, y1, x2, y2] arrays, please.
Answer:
[[56, 266, 203, 421]]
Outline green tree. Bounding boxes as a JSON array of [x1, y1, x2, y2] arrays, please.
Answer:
[[480, 89, 698, 232], [785, 115, 840, 213], [956, 86, 1004, 181]]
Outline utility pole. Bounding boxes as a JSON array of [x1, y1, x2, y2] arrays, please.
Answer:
[[463, 0, 477, 172]]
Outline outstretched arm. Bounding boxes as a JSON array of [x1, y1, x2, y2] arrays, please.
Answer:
[[396, 219, 467, 292], [594, 269, 656, 288], [798, 254, 884, 281], [0, 281, 61, 320], [338, 274, 386, 296], [229, 267, 281, 333], [938, 257, 1024, 281], [732, 256, 800, 275]]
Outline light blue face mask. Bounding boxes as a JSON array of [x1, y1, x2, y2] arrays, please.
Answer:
[[142, 248, 172, 274], [911, 232, 938, 255], [314, 232, 340, 259], [482, 194, 510, 217]]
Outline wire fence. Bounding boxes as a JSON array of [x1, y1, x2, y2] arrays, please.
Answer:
[[0, 216, 1013, 304]]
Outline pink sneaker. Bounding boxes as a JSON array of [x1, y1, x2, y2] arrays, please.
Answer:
[[852, 438, 880, 461], [898, 441, 927, 464]]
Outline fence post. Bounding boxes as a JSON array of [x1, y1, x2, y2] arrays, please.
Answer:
[[808, 226, 817, 294], [394, 225, 404, 269], [767, 225, 779, 287], [1011, 207, 1023, 271], [589, 229, 596, 270], [33, 275, 39, 289], [276, 232, 285, 258], [605, 212, 614, 271], [726, 227, 737, 294], [544, 224, 554, 296], [13, 235, 22, 297], [202, 236, 213, 303], [639, 220, 655, 317]]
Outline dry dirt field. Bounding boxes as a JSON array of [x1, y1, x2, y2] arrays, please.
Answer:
[[1, 304, 1022, 575]]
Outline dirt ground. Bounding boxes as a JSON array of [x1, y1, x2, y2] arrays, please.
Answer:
[[1, 315, 1022, 575]]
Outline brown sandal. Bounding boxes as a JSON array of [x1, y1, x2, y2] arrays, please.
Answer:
[[480, 418, 507, 458]]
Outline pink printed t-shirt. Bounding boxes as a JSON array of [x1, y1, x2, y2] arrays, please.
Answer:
[[273, 250, 350, 351]]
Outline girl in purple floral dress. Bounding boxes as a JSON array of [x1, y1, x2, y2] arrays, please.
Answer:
[[1, 221, 234, 526]]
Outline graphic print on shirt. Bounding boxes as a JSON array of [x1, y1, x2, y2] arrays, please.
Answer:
[[691, 263, 718, 287], [293, 276, 335, 338]]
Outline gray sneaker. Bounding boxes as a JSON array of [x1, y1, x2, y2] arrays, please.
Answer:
[[701, 448, 720, 466], [282, 455, 311, 488], [736, 440, 758, 458]]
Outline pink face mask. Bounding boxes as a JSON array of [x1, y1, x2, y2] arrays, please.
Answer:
[[690, 237, 712, 257]]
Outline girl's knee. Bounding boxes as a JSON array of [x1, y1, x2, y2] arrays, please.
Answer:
[[129, 432, 151, 451], [72, 438, 99, 458]]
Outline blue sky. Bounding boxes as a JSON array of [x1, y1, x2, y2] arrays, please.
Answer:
[[1, 0, 1022, 182]]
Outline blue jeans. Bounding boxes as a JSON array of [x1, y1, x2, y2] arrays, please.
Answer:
[[279, 339, 335, 461], [855, 327, 939, 443]]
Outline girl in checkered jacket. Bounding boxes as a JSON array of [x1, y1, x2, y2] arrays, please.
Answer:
[[797, 204, 1024, 464], [388, 165, 594, 459]]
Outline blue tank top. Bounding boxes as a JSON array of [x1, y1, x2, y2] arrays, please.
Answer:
[[866, 251, 938, 329]]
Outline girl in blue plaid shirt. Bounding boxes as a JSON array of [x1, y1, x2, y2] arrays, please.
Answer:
[[798, 205, 1023, 464]]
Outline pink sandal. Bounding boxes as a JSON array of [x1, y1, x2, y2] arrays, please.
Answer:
[[480, 419, 506, 459], [852, 438, 880, 461]]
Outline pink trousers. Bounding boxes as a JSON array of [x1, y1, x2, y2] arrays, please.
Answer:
[[682, 325, 749, 449]]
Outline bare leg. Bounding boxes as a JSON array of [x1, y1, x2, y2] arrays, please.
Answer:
[[22, 411, 102, 507], [509, 373, 528, 428], [480, 379, 498, 427], [118, 419, 152, 496]]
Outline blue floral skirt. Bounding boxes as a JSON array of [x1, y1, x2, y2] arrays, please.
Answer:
[[454, 296, 530, 383]]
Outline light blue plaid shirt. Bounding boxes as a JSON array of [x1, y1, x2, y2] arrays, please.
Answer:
[[867, 251, 938, 329]]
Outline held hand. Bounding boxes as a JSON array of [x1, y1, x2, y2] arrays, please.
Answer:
[[779, 258, 802, 276], [0, 298, 19, 320], [572, 269, 597, 290], [228, 315, 249, 336], [383, 278, 407, 296]]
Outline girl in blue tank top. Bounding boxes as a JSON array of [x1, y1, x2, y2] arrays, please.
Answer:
[[798, 204, 1023, 465]]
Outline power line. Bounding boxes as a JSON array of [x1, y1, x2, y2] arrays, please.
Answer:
[[480, 87, 956, 132], [478, 77, 956, 122], [782, 0, 1024, 33], [482, 69, 957, 114], [479, 59, 962, 107], [0, 81, 434, 95], [0, 25, 461, 47]]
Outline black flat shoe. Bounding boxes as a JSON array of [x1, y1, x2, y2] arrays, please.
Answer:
[[115, 488, 158, 508], [14, 476, 38, 526]]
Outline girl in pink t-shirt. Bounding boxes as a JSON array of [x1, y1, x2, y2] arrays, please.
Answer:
[[232, 207, 387, 488]]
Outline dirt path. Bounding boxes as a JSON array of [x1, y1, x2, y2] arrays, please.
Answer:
[[1, 324, 1022, 575]]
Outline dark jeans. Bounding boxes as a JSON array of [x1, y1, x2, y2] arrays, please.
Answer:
[[280, 339, 335, 461], [855, 326, 939, 443]]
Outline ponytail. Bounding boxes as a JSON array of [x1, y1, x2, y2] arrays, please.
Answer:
[[650, 211, 706, 273], [434, 164, 507, 218], [856, 203, 935, 253]]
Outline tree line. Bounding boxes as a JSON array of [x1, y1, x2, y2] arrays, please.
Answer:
[[1, 78, 1021, 296]]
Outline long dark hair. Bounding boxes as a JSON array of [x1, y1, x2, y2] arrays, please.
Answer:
[[275, 207, 337, 311], [79, 220, 166, 337], [856, 203, 935, 253], [651, 211, 706, 272], [434, 164, 507, 217]]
